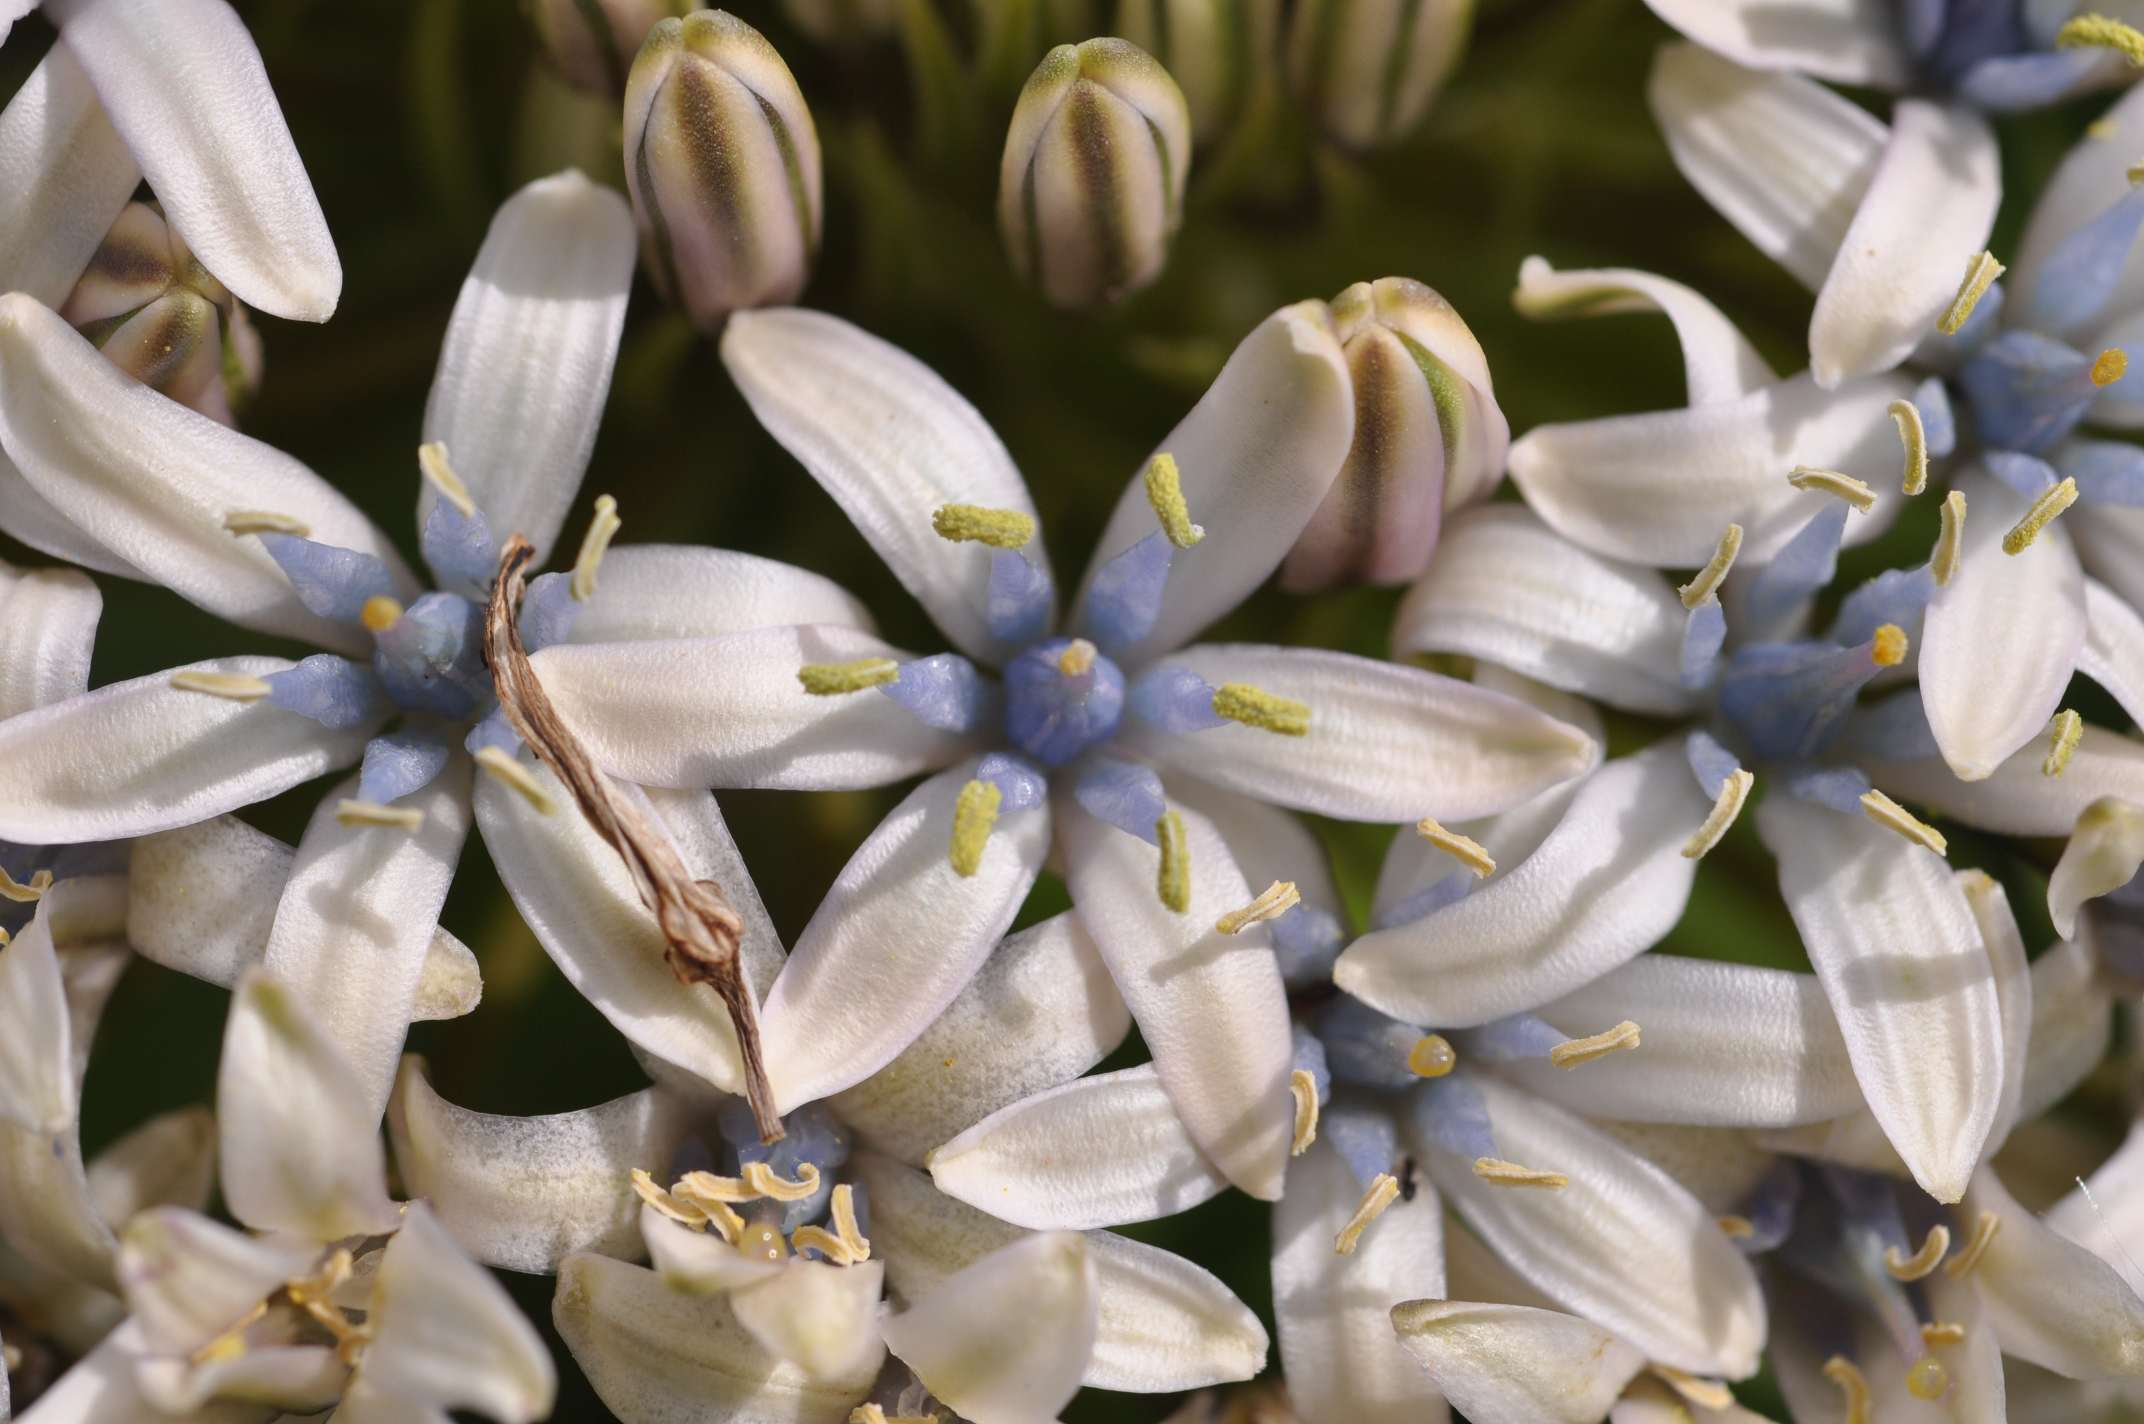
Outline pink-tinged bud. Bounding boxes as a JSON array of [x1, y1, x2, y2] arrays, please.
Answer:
[[1287, 0, 1472, 148], [624, 10, 823, 330], [1114, 0, 1281, 145], [60, 202, 262, 426], [527, 0, 694, 97], [1282, 278, 1508, 591]]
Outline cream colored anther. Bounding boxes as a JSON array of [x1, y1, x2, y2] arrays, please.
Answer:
[[1334, 1173, 1399, 1255], [1932, 489, 1966, 586], [742, 1160, 820, 1202], [631, 1168, 708, 1227], [1682, 768, 1754, 860], [571, 494, 621, 602], [223, 509, 311, 537], [1889, 399, 1929, 496], [1945, 1210, 2001, 1277], [1884, 1223, 1951, 1281], [830, 1183, 870, 1261], [1415, 817, 1494, 877], [1788, 466, 1878, 513], [169, 670, 270, 701], [1860, 790, 1948, 856], [333, 800, 425, 832], [1677, 523, 1742, 609], [417, 442, 476, 517], [0, 866, 52, 904], [1472, 1157, 1568, 1189], [1822, 1356, 1872, 1424], [791, 1224, 856, 1265], [1289, 1069, 1320, 1156], [1548, 1020, 1641, 1069], [1217, 880, 1300, 934], [1938, 251, 2004, 336], [475, 746, 557, 815]]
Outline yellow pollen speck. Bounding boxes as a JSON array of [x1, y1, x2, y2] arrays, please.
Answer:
[[1472, 1157, 1568, 1189], [1823, 1356, 1872, 1424], [1333, 1172, 1399, 1254], [169, 669, 271, 702], [1407, 1034, 1457, 1078], [1716, 1214, 1755, 1239], [1788, 466, 1878, 513], [2047, 709, 2085, 776], [571, 494, 621, 602], [1884, 1223, 1952, 1281], [333, 799, 425, 832], [1861, 790, 1948, 856], [1216, 879, 1300, 934], [1932, 489, 1967, 585], [1871, 623, 1908, 668], [474, 746, 557, 815], [223, 509, 311, 538], [1682, 767, 1754, 860], [830, 1183, 870, 1261], [0, 866, 52, 904], [1057, 638, 1097, 676], [2060, 13, 2144, 64], [790, 1224, 856, 1266], [1156, 810, 1191, 913], [417, 442, 476, 518], [1677, 523, 1743, 609], [2097, 348, 2131, 386], [1212, 681, 1310, 736], [931, 503, 1035, 549], [1144, 452, 1204, 548], [2002, 476, 2079, 555], [798, 658, 899, 694], [1921, 1321, 1967, 1348], [949, 778, 1001, 878], [1945, 1209, 2001, 1277], [1907, 1355, 1952, 1401], [1888, 399, 1929, 497], [1549, 1020, 1642, 1069], [742, 1160, 821, 1202], [1416, 817, 1494, 877], [1939, 251, 2005, 336], [360, 595, 404, 633], [1289, 1068, 1320, 1155]]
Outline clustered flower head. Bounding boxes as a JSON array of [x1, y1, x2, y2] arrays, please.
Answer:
[[6, 2, 2144, 1423]]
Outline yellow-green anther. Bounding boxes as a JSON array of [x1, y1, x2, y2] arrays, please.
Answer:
[[798, 658, 899, 694], [418, 441, 476, 517], [1939, 251, 2005, 336], [2047, 709, 2084, 776], [1787, 466, 1877, 513], [1144, 452, 1204, 549], [223, 510, 311, 538], [1156, 810, 1191, 912], [931, 504, 1036, 549], [2059, 13, 2144, 64], [1212, 681, 1311, 735], [949, 779, 1002, 877], [1933, 490, 1967, 585], [1888, 399, 1928, 496], [2002, 477, 2078, 555], [572, 495, 622, 602]]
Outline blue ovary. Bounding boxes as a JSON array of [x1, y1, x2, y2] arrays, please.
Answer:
[[1002, 638, 1126, 766]]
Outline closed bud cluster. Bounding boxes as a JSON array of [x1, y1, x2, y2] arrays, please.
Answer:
[[999, 38, 1192, 309], [781, 0, 899, 44], [1113, 0, 1281, 145], [1287, 0, 1472, 148], [624, 9, 824, 330], [60, 201, 263, 426], [1282, 277, 1508, 590], [526, 0, 693, 97]]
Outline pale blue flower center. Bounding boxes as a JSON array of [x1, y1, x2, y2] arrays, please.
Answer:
[[1001, 637, 1126, 766]]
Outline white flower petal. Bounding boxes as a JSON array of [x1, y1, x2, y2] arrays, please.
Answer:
[[1870, 720, 2144, 836], [0, 44, 138, 308], [1369, 766, 1578, 924], [0, 561, 99, 718], [0, 1114, 113, 1293], [1507, 368, 1915, 567], [85, 1104, 218, 1227], [1337, 742, 1704, 1028], [928, 1065, 1226, 1230], [0, 451, 140, 580], [116, 1206, 316, 1355], [565, 545, 875, 645], [720, 308, 1046, 664], [0, 297, 418, 653], [1272, 1138, 1448, 1424], [1499, 953, 1863, 1128], [1649, 43, 1886, 293], [1921, 470, 2084, 781], [419, 170, 635, 569], [729, 1261, 886, 1385], [2014, 80, 2144, 346], [475, 760, 782, 1096], [641, 1205, 783, 1294], [1071, 300, 1354, 663], [1122, 643, 1598, 822], [364, 1202, 556, 1423], [1966, 1165, 2144, 1379], [2017, 936, 2112, 1124], [216, 970, 400, 1241], [1165, 776, 1343, 922], [1513, 256, 1777, 406], [46, 0, 339, 320], [16, 1322, 266, 1424], [531, 626, 974, 790], [880, 1232, 1097, 1424], [1641, 0, 1909, 86], [830, 913, 1130, 1166], [2048, 1116, 2144, 1269], [0, 902, 76, 1136], [263, 765, 471, 1124], [1922, 1265, 2007, 1424], [1057, 795, 1293, 1201], [1757, 794, 2002, 1203], [1809, 101, 1999, 386], [2082, 577, 2144, 729], [388, 1059, 690, 1275], [1391, 1299, 1643, 1424], [760, 760, 1049, 1113], [851, 1150, 1268, 1393], [1420, 1077, 1767, 1378], [555, 1252, 877, 1424]]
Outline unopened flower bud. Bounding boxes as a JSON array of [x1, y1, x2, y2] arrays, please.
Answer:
[[1286, 0, 1470, 148], [1113, 0, 1281, 144], [1282, 277, 1508, 591], [60, 202, 262, 425], [527, 0, 693, 97], [999, 38, 1192, 309], [781, 0, 899, 44], [624, 10, 823, 329]]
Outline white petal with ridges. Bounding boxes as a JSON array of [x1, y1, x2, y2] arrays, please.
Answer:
[[641, 1206, 783, 1294], [2082, 578, 2144, 728], [1870, 721, 2144, 836], [1966, 1165, 2144, 1379], [2014, 79, 2144, 345], [2018, 937, 2112, 1124], [116, 1206, 316, 1355], [729, 1261, 886, 1385], [0, 903, 75, 1136], [1166, 775, 1343, 924], [1513, 256, 1776, 406], [1391, 1299, 1643, 1424], [565, 545, 875, 644], [0, 560, 99, 719], [0, 45, 139, 308], [1642, 0, 1909, 86], [880, 1232, 1097, 1424]]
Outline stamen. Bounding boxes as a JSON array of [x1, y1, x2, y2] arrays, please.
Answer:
[[673, 1169, 756, 1203], [1932, 489, 1966, 585], [949, 778, 1001, 878], [190, 1299, 268, 1366], [1822, 1356, 1872, 1424], [360, 595, 404, 633], [1216, 880, 1300, 934], [1888, 399, 1929, 496], [1407, 1034, 1457, 1079], [1548, 1019, 1642, 1069], [1651, 1367, 1732, 1411], [333, 799, 425, 832], [1921, 1321, 1966, 1347], [741, 1160, 821, 1202], [1682, 767, 1754, 860], [798, 658, 899, 694], [2097, 348, 2131, 386], [1938, 251, 2005, 336], [0, 927, 10, 946], [0, 866, 51, 903], [223, 509, 311, 537], [1871, 623, 1908, 668], [830, 1183, 871, 1260], [571, 494, 621, 602], [2047, 709, 2084, 776], [852, 1406, 943, 1424], [1677, 523, 1743, 609], [1056, 638, 1097, 676], [1884, 1223, 1952, 1281], [2002, 476, 2078, 555], [631, 1169, 708, 1227], [1788, 466, 1877, 513], [1472, 1157, 1568, 1189], [418, 441, 477, 518], [1860, 790, 1948, 856], [169, 669, 270, 701], [931, 504, 1035, 549], [1156, 810, 1191, 913], [1716, 1214, 1755, 1239], [1333, 1172, 1399, 1254], [791, 1224, 857, 1265], [1944, 1209, 2001, 1277], [474, 746, 557, 815], [1906, 1354, 1951, 1401], [1212, 681, 1311, 736], [1289, 1068, 1319, 1155], [1143, 452, 1204, 548], [1415, 818, 1494, 877], [672, 1180, 746, 1244], [2061, 14, 2144, 63]]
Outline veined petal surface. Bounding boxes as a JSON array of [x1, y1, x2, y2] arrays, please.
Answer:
[[0, 561, 99, 719], [564, 545, 875, 644], [1641, 0, 1910, 86], [0, 45, 139, 308]]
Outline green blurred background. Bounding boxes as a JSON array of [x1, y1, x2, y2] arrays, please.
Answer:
[[0, 0, 2123, 1417]]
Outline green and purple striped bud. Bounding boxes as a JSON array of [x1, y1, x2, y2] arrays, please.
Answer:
[[624, 10, 823, 330], [1286, 0, 1472, 149], [780, 0, 899, 43], [1114, 0, 1280, 145], [60, 202, 262, 426], [1282, 277, 1508, 591], [526, 0, 693, 97], [998, 38, 1192, 310]]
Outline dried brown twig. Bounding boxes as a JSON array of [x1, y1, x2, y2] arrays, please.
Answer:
[[484, 537, 783, 1142]]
